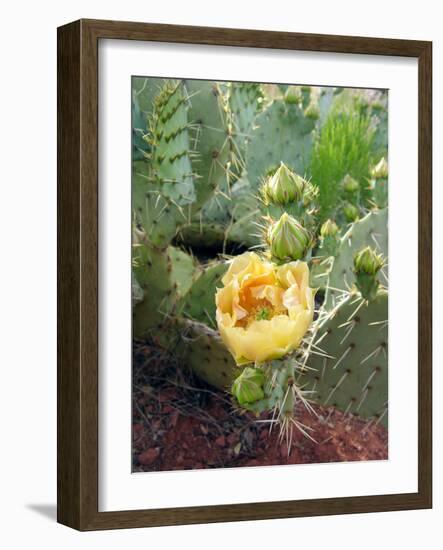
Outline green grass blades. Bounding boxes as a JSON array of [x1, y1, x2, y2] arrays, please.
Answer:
[[310, 107, 374, 223]]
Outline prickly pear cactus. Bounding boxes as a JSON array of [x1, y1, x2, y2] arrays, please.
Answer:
[[299, 288, 388, 427], [172, 318, 238, 390], [132, 243, 178, 336], [309, 208, 388, 292], [246, 99, 316, 192], [131, 78, 390, 448], [185, 80, 231, 215], [179, 261, 228, 326], [327, 208, 388, 293], [132, 81, 197, 248], [227, 82, 263, 175], [132, 167, 183, 248], [132, 243, 199, 336], [149, 81, 196, 205], [132, 91, 149, 161]]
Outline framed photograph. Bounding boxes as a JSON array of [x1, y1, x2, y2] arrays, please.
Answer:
[[57, 19, 432, 530]]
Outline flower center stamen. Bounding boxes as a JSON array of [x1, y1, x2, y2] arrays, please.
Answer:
[[255, 306, 271, 321]]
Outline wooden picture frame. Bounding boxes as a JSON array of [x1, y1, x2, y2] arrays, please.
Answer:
[[57, 18, 432, 530]]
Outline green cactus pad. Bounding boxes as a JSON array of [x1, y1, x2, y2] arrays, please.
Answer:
[[226, 176, 263, 247], [185, 80, 231, 213], [132, 76, 165, 115], [132, 77, 165, 161], [149, 81, 196, 206], [168, 245, 198, 298], [132, 271, 144, 306], [132, 244, 178, 337], [173, 319, 239, 391], [300, 289, 388, 427], [132, 243, 199, 336], [179, 261, 228, 327], [132, 91, 149, 161], [228, 82, 263, 175], [246, 99, 315, 192], [133, 162, 187, 248], [328, 208, 388, 293]]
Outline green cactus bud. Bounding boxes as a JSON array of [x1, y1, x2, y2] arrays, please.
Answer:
[[304, 101, 320, 120], [232, 367, 265, 406], [284, 85, 303, 105], [371, 157, 388, 179], [353, 246, 384, 301], [343, 202, 360, 222], [262, 162, 305, 206], [342, 174, 360, 193], [354, 246, 384, 275], [268, 212, 311, 262], [318, 219, 340, 257], [320, 219, 339, 238]]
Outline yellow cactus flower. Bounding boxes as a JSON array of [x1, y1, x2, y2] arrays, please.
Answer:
[[215, 252, 315, 365]]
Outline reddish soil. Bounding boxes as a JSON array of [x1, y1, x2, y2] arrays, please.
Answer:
[[132, 341, 388, 472]]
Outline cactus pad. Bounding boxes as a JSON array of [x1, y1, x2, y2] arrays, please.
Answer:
[[300, 289, 388, 427], [328, 208, 388, 293], [246, 100, 315, 191], [179, 261, 228, 327]]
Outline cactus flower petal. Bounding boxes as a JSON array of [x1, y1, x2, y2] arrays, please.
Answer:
[[215, 252, 315, 364]]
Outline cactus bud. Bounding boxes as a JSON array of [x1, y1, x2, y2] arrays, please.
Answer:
[[343, 202, 360, 222], [342, 174, 360, 193], [304, 101, 320, 120], [320, 219, 339, 238], [262, 162, 305, 206], [354, 246, 384, 275], [371, 157, 388, 180], [284, 86, 303, 105], [268, 213, 311, 261], [319, 219, 340, 256], [353, 246, 384, 300], [232, 367, 265, 406]]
